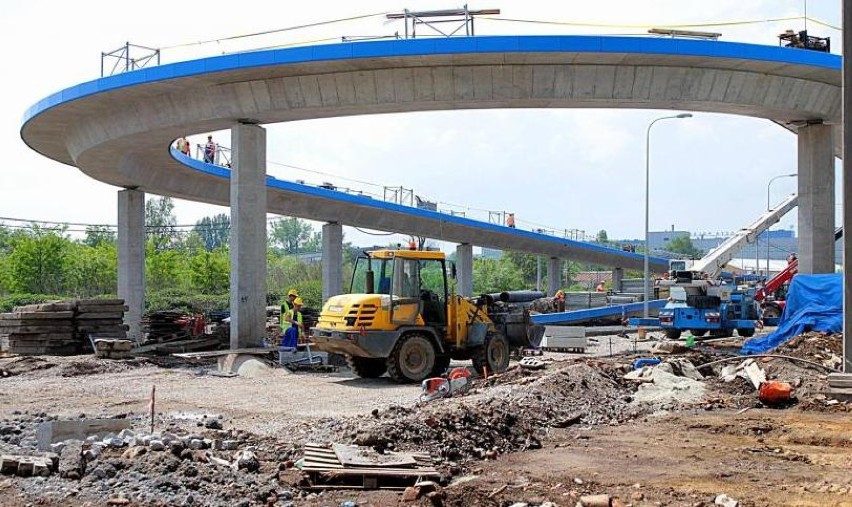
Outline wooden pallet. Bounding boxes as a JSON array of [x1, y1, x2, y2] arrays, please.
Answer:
[[301, 443, 439, 490]]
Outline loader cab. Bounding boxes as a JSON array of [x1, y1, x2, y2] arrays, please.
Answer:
[[351, 250, 449, 328]]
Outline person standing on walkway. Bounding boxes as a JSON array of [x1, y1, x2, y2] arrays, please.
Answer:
[[176, 136, 190, 156], [204, 135, 216, 163], [506, 213, 516, 228]]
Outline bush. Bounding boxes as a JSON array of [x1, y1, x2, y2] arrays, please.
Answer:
[[0, 293, 65, 312], [145, 290, 229, 313]]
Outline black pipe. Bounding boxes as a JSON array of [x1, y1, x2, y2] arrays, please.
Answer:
[[488, 290, 546, 303]]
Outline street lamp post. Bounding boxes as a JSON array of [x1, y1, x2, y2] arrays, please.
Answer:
[[765, 173, 797, 277], [644, 113, 692, 318]]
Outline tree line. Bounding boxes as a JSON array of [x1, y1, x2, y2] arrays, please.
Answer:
[[0, 197, 609, 313]]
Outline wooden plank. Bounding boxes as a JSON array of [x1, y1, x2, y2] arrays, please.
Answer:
[[75, 299, 124, 307], [13, 302, 75, 312], [333, 444, 417, 468], [0, 326, 75, 333], [76, 306, 128, 314], [74, 312, 124, 320], [172, 347, 272, 358], [303, 467, 439, 477], [0, 312, 74, 320]]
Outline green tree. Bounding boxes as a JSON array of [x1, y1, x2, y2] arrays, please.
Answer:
[[473, 256, 525, 294], [504, 252, 541, 286], [189, 249, 230, 294], [83, 225, 116, 247], [596, 229, 609, 243], [194, 213, 230, 251], [146, 196, 177, 251], [6, 226, 68, 294], [146, 243, 187, 292], [667, 236, 703, 258], [269, 217, 316, 254], [65, 242, 117, 296]]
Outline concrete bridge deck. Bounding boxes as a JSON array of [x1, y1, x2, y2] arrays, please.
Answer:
[[20, 35, 842, 344]]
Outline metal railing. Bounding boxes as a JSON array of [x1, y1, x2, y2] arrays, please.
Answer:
[[101, 42, 160, 77], [178, 139, 617, 245]]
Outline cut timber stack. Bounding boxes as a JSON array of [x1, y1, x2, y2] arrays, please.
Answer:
[[0, 299, 127, 356], [75, 299, 128, 342]]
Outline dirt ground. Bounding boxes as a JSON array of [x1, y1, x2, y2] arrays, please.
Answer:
[[0, 332, 850, 507]]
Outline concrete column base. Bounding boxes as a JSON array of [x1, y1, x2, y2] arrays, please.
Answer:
[[117, 189, 145, 343]]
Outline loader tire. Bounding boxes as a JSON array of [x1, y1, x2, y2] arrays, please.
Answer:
[[664, 329, 682, 340], [763, 305, 782, 319], [690, 329, 708, 337], [346, 355, 387, 378], [386, 333, 436, 383], [471, 332, 510, 376], [737, 328, 756, 338]]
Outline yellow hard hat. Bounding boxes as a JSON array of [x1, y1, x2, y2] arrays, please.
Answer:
[[288, 289, 298, 297], [293, 297, 304, 306], [555, 290, 564, 297]]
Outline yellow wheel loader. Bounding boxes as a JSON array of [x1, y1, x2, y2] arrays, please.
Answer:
[[310, 249, 511, 383]]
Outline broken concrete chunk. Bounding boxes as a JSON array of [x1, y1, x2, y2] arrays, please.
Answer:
[[715, 493, 739, 507], [37, 418, 131, 450], [578, 494, 611, 507], [58, 440, 85, 479]]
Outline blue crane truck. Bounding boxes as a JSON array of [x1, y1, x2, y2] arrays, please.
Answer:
[[630, 270, 758, 339]]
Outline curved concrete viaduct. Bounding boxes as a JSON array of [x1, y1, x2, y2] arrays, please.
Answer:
[[21, 35, 841, 346]]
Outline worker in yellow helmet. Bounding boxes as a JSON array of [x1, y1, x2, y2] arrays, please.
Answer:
[[281, 297, 304, 350], [281, 289, 298, 319]]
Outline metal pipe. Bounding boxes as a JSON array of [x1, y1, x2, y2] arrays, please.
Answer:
[[696, 354, 839, 373]]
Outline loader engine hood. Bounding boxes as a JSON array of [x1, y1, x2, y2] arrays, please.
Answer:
[[316, 294, 383, 330]]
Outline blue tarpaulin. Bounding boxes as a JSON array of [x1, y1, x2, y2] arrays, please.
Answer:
[[741, 273, 842, 354]]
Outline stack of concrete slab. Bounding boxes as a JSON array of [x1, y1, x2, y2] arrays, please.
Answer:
[[0, 299, 127, 355]]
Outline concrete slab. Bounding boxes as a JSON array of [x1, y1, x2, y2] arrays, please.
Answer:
[[37, 419, 130, 450]]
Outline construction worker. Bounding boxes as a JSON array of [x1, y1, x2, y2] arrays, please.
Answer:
[[204, 135, 216, 163], [281, 289, 298, 320], [175, 136, 190, 156], [554, 289, 565, 312], [506, 213, 516, 228], [281, 297, 304, 349], [595, 280, 607, 293]]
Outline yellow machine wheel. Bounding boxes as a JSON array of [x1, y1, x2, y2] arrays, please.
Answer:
[[386, 333, 437, 383], [471, 332, 509, 375]]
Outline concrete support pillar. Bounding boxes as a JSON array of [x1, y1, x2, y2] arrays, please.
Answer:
[[548, 257, 561, 296], [612, 267, 625, 293], [322, 222, 343, 302], [230, 123, 267, 349], [536, 256, 542, 291], [117, 189, 145, 343], [797, 122, 835, 274], [456, 243, 473, 297], [843, 1, 852, 373]]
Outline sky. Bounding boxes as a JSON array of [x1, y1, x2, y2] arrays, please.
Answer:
[[0, 0, 843, 249]]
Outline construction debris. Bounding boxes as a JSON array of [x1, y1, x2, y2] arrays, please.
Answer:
[[93, 339, 134, 359], [300, 443, 439, 490]]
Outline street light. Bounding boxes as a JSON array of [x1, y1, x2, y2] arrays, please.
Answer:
[[765, 173, 797, 277], [644, 113, 692, 318]]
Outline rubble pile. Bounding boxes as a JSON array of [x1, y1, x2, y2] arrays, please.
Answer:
[[324, 363, 640, 466], [773, 332, 842, 370]]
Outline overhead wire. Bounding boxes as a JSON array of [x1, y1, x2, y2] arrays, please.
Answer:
[[159, 12, 390, 51]]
